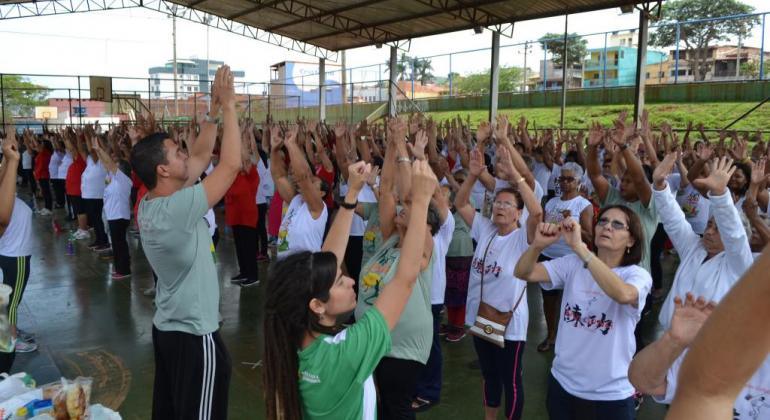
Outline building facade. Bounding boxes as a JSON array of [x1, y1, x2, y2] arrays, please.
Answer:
[[148, 58, 246, 99]]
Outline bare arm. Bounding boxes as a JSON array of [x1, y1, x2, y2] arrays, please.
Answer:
[[285, 127, 325, 217], [0, 130, 20, 236], [201, 66, 242, 208], [322, 162, 370, 267], [184, 120, 218, 187]]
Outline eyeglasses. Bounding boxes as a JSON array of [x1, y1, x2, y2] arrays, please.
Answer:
[[492, 201, 514, 209], [558, 176, 576, 183], [597, 217, 629, 230]]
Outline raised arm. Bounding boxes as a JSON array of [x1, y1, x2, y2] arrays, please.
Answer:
[[378, 130, 397, 240], [514, 222, 560, 282], [454, 148, 484, 227], [269, 125, 296, 202], [0, 128, 20, 237], [612, 118, 652, 205], [374, 160, 437, 330], [586, 122, 610, 202], [201, 65, 242, 208], [90, 135, 117, 174], [652, 152, 701, 257], [496, 147, 542, 243], [285, 126, 325, 217], [668, 247, 770, 420], [322, 161, 371, 267]]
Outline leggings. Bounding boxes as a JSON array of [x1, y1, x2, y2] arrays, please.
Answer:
[[51, 179, 66, 207], [108, 219, 131, 275], [256, 203, 268, 256], [83, 198, 109, 246], [375, 357, 424, 420], [546, 373, 635, 420], [0, 255, 26, 374], [650, 223, 667, 290], [344, 236, 364, 294], [38, 178, 52, 210], [473, 336, 526, 420], [232, 225, 258, 281]]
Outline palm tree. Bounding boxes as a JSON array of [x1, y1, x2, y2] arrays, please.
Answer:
[[383, 52, 410, 81], [414, 58, 434, 86]]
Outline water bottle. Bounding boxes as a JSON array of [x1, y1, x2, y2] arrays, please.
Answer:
[[66, 233, 75, 256], [52, 218, 62, 234], [0, 285, 14, 353]]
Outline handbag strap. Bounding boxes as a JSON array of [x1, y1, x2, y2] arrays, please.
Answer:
[[479, 232, 528, 313]]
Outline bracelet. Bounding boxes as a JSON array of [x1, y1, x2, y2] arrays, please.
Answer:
[[203, 114, 219, 124], [620, 143, 629, 151], [514, 177, 525, 184], [582, 252, 594, 269], [397, 156, 411, 164], [338, 199, 358, 210]]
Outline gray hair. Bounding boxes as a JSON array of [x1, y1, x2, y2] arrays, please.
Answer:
[[561, 162, 584, 181]]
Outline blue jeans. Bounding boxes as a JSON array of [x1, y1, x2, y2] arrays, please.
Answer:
[[414, 304, 443, 402], [546, 373, 635, 420]]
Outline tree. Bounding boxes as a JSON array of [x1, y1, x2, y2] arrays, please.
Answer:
[[414, 58, 434, 86], [453, 66, 524, 95], [383, 52, 410, 81], [0, 75, 49, 117], [739, 59, 770, 78], [650, 0, 757, 81], [538, 32, 588, 69]]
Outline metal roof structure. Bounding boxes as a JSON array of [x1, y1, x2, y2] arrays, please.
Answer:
[[1, 0, 650, 59]]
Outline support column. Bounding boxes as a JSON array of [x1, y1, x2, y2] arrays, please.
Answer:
[[388, 46, 398, 117], [319, 58, 326, 121], [489, 31, 501, 123], [633, 7, 650, 125], [0, 74, 5, 126], [559, 14, 569, 129]]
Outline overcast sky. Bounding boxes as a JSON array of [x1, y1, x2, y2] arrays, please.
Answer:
[[0, 0, 767, 90]]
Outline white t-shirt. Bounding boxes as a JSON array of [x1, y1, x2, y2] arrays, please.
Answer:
[[532, 161, 552, 193], [542, 195, 593, 259], [339, 182, 367, 236], [430, 214, 455, 305], [49, 151, 64, 180], [21, 151, 32, 170], [542, 255, 652, 400], [103, 169, 132, 221], [58, 152, 73, 180], [255, 158, 274, 205], [655, 352, 770, 420], [471, 180, 487, 212], [204, 209, 217, 237], [675, 184, 710, 235], [0, 197, 33, 257], [81, 156, 107, 199], [276, 194, 328, 260], [465, 215, 529, 342]]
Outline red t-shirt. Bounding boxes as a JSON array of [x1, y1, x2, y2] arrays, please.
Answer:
[[33, 149, 51, 180], [224, 166, 260, 227], [65, 156, 86, 196]]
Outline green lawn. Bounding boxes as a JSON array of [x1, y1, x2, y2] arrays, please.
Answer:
[[426, 102, 770, 132]]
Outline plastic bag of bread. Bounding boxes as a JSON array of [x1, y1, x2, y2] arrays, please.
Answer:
[[46, 377, 92, 420]]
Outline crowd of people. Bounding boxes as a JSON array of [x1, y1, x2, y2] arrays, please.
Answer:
[[0, 63, 768, 420]]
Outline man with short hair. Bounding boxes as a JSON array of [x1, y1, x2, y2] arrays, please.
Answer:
[[131, 65, 241, 420]]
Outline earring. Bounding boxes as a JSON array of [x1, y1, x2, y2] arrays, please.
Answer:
[[626, 247, 631, 254]]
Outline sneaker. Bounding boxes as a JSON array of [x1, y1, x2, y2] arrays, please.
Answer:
[[111, 272, 131, 280], [438, 323, 451, 337], [143, 286, 156, 296], [256, 254, 270, 262], [74, 229, 90, 240], [230, 273, 247, 284], [87, 242, 99, 250], [15, 340, 38, 353], [446, 330, 466, 343], [16, 328, 35, 343], [240, 278, 260, 288], [38, 208, 52, 216], [94, 244, 111, 252]]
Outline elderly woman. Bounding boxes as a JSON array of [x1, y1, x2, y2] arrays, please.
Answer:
[[515, 207, 651, 420], [454, 145, 542, 420], [538, 161, 594, 352], [651, 154, 753, 330]]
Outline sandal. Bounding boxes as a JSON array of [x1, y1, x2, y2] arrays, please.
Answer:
[[537, 338, 555, 353], [411, 397, 438, 412]]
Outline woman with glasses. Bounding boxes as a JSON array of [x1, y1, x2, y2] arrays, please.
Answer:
[[537, 161, 594, 353], [454, 146, 542, 420], [515, 206, 651, 420]]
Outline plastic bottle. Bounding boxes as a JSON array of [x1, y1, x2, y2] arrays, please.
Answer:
[[66, 233, 75, 256]]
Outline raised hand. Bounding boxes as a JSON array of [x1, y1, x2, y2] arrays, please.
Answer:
[[750, 158, 770, 186], [411, 159, 439, 204], [494, 115, 509, 141], [692, 156, 736, 196], [269, 124, 284, 151], [560, 217, 582, 250], [469, 147, 485, 177], [476, 121, 492, 145], [408, 129, 428, 161], [532, 222, 562, 249], [1, 126, 20, 161], [366, 165, 381, 187], [284, 125, 299, 147], [214, 65, 235, 108], [347, 160, 372, 193], [588, 121, 603, 147], [652, 152, 678, 189], [667, 293, 716, 348], [495, 146, 519, 182]]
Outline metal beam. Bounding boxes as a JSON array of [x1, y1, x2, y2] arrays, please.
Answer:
[[488, 31, 500, 123], [388, 46, 398, 117], [560, 14, 568, 129], [319, 58, 326, 121], [227, 0, 285, 20], [633, 3, 651, 125], [414, 0, 508, 29], [264, 0, 388, 32]]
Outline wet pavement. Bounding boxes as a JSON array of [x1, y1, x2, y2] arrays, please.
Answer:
[[9, 193, 669, 419]]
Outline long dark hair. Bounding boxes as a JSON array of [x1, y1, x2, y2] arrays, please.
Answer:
[[594, 205, 644, 266], [262, 251, 339, 420]]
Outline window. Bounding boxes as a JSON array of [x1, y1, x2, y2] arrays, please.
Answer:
[[645, 72, 650, 79], [73, 106, 87, 117], [593, 73, 600, 79], [620, 51, 625, 59]]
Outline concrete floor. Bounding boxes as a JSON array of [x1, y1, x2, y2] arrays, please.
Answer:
[[10, 193, 670, 419]]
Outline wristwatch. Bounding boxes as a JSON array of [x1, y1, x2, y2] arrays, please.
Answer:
[[203, 114, 219, 124], [338, 200, 358, 210]]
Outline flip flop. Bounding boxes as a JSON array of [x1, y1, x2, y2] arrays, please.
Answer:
[[411, 397, 438, 412]]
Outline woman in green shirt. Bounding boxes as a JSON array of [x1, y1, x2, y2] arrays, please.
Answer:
[[262, 156, 439, 420]]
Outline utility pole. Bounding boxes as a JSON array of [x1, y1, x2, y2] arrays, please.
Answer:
[[172, 10, 179, 118], [522, 41, 529, 92]]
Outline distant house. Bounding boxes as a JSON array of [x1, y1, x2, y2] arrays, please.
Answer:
[[527, 60, 583, 91], [583, 47, 667, 88], [663, 45, 770, 82], [148, 58, 246, 99]]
